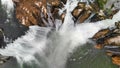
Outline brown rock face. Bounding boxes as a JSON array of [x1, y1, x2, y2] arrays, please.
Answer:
[[112, 56, 120, 66], [13, 0, 47, 26], [13, 0, 118, 26], [92, 21, 120, 66], [13, 0, 67, 26], [72, 2, 86, 19], [47, 0, 60, 7], [92, 29, 110, 40], [72, 2, 93, 23], [104, 35, 120, 46], [93, 21, 120, 47], [78, 10, 92, 23]]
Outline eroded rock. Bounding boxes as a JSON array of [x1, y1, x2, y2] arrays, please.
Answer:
[[93, 21, 120, 66], [92, 28, 110, 40], [104, 35, 120, 46], [13, 0, 47, 26], [13, 0, 119, 26], [72, 2, 86, 19], [112, 56, 120, 66]]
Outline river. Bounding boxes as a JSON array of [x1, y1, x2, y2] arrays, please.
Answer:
[[0, 0, 120, 68]]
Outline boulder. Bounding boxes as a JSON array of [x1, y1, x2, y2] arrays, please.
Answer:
[[92, 28, 111, 40], [13, 0, 47, 26], [112, 56, 120, 66], [13, 0, 68, 26], [13, 0, 119, 26], [72, 2, 86, 19], [93, 21, 120, 66], [115, 21, 120, 29], [104, 35, 120, 46]]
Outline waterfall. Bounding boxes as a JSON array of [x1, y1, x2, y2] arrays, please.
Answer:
[[1, 0, 14, 23], [0, 0, 120, 68]]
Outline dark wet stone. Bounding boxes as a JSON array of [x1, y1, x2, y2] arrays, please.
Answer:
[[0, 55, 11, 65], [0, 28, 5, 48]]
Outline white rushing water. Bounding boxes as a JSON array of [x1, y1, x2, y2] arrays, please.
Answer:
[[0, 0, 120, 68], [1, 0, 14, 23]]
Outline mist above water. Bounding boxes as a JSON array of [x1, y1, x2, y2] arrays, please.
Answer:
[[0, 0, 120, 68]]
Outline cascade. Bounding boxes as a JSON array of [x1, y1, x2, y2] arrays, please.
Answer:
[[0, 0, 120, 68]]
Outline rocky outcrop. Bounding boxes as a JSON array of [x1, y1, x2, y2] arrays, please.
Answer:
[[12, 0, 67, 27], [92, 29, 111, 40], [71, 1, 118, 23], [13, 0, 118, 26], [13, 0, 47, 26], [93, 21, 120, 66]]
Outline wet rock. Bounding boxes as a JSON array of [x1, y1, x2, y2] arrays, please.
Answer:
[[106, 48, 120, 56], [93, 21, 120, 46], [94, 44, 104, 49], [60, 13, 65, 23], [76, 4, 94, 23], [115, 21, 120, 29], [103, 35, 120, 46], [51, 8, 60, 19], [13, 0, 47, 26], [91, 9, 119, 22], [105, 9, 119, 19], [71, 2, 117, 23], [112, 56, 120, 66], [13, 0, 67, 26], [0, 28, 10, 65], [90, 10, 106, 22], [90, 2, 100, 12], [61, 0, 67, 4], [94, 34, 120, 50], [47, 0, 67, 7], [92, 28, 111, 40], [48, 0, 60, 7], [93, 21, 120, 66], [0, 55, 10, 65], [72, 2, 86, 19], [50, 3, 64, 21], [94, 32, 120, 49], [13, 0, 119, 26], [112, 21, 120, 34], [78, 10, 92, 23]]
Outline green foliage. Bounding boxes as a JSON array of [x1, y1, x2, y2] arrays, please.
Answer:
[[105, 8, 112, 15], [96, 0, 108, 9]]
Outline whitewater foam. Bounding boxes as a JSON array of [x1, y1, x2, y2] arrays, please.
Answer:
[[1, 0, 14, 12]]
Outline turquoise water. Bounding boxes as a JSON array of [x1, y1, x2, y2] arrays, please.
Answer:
[[67, 43, 118, 68]]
